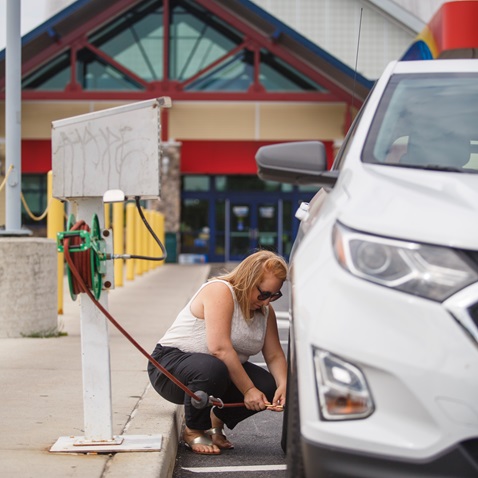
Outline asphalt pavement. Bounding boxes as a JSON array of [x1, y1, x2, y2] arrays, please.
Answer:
[[0, 263, 211, 478]]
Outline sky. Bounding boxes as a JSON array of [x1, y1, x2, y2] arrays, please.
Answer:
[[0, 0, 447, 51], [0, 0, 75, 50]]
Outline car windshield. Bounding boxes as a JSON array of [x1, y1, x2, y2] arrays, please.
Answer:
[[362, 73, 478, 172]]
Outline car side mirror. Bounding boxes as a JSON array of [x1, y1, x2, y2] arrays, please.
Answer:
[[255, 141, 337, 186]]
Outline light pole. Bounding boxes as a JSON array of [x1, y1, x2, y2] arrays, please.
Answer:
[[2, 0, 29, 236]]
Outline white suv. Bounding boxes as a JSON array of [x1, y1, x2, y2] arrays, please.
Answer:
[[256, 59, 478, 478]]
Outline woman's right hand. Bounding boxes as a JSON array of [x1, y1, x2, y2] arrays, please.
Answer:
[[243, 386, 268, 411]]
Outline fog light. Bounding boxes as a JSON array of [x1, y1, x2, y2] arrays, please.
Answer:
[[313, 348, 374, 420]]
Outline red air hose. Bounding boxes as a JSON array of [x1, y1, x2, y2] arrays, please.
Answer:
[[63, 222, 244, 409], [67, 220, 93, 294]]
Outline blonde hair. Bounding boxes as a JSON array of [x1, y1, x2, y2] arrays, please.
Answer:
[[213, 250, 288, 320]]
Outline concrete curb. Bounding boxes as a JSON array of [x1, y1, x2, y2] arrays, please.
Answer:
[[104, 387, 185, 478]]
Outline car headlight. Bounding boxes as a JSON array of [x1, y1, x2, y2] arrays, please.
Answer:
[[313, 348, 374, 420], [333, 222, 478, 301]]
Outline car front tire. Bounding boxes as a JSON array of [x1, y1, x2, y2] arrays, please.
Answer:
[[286, 345, 305, 478]]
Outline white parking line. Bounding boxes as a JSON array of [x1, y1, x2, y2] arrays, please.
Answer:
[[182, 464, 287, 473]]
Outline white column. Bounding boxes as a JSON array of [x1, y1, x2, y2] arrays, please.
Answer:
[[5, 0, 23, 233], [75, 198, 114, 442]]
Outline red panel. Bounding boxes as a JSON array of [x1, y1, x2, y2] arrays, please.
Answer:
[[430, 1, 478, 52], [179, 140, 334, 174], [21, 138, 335, 176], [21, 140, 51, 173]]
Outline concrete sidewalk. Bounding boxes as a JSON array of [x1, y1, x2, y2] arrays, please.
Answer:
[[0, 263, 211, 478]]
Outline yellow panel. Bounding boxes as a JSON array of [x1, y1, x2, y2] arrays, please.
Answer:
[[12, 102, 127, 140], [1, 100, 347, 142], [260, 103, 346, 141], [170, 101, 347, 141], [170, 102, 256, 140], [21, 103, 92, 139]]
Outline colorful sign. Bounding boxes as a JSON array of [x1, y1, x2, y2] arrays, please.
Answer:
[[402, 1, 478, 60]]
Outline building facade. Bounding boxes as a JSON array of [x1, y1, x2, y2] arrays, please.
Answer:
[[1, 0, 379, 261]]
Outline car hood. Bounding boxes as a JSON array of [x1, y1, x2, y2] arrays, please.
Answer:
[[338, 164, 478, 250]]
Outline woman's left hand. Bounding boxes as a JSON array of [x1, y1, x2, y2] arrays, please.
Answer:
[[268, 384, 286, 412]]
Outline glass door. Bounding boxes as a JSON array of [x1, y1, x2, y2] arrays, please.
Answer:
[[227, 199, 281, 261], [229, 202, 253, 260], [257, 201, 279, 251]]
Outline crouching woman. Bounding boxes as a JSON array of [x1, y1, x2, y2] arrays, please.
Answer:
[[148, 250, 288, 455]]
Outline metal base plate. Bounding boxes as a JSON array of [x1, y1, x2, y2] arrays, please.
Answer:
[[50, 434, 162, 453]]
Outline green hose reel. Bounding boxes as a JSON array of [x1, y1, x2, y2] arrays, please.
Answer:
[[57, 213, 107, 301]]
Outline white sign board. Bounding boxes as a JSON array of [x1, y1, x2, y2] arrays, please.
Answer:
[[52, 98, 171, 200]]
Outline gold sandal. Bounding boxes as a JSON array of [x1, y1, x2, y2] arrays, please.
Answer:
[[205, 427, 234, 449], [184, 434, 221, 455]]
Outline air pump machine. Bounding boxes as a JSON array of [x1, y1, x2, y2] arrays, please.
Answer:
[[50, 97, 171, 453]]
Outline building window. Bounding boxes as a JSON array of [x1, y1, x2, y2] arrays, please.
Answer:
[[170, 0, 242, 82], [21, 0, 330, 94], [77, 48, 145, 90], [23, 52, 71, 90], [89, 0, 164, 83], [298, 184, 320, 192], [184, 50, 254, 92], [215, 199, 225, 256], [183, 175, 210, 191], [183, 47, 330, 92], [21, 174, 48, 230], [260, 50, 328, 92], [180, 198, 209, 255], [215, 175, 282, 192]]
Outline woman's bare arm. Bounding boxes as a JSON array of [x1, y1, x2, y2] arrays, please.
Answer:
[[195, 282, 270, 409]]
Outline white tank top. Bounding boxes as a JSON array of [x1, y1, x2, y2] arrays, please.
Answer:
[[159, 279, 269, 363]]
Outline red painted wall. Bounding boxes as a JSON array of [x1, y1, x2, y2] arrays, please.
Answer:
[[179, 140, 334, 174], [21, 139, 334, 175], [22, 140, 52, 173]]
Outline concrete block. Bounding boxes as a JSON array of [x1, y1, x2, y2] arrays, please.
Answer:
[[0, 238, 58, 337]]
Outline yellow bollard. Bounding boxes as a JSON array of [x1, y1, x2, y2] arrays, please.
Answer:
[[152, 210, 159, 269], [152, 211, 160, 268], [47, 171, 65, 314], [144, 209, 150, 270], [147, 209, 154, 271], [113, 202, 124, 287], [142, 208, 149, 272], [157, 211, 165, 267], [135, 206, 144, 275], [104, 203, 111, 229], [125, 202, 135, 281]]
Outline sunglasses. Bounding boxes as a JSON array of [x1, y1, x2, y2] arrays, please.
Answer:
[[256, 286, 282, 302]]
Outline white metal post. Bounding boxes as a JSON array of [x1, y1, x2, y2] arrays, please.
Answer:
[[75, 198, 115, 443], [3, 0, 25, 235], [51, 196, 162, 452]]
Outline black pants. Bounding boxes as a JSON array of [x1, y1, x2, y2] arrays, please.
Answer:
[[147, 344, 277, 430]]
